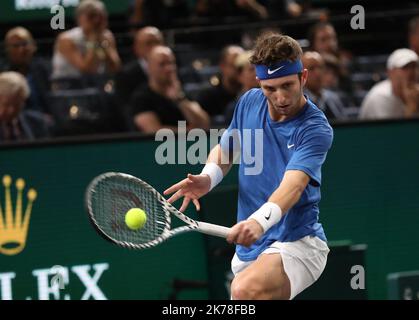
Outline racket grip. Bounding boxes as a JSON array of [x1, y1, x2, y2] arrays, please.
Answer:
[[197, 221, 231, 238]]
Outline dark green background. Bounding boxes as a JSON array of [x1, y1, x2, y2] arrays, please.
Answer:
[[0, 120, 418, 299]]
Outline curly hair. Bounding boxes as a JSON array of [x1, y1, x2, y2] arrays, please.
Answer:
[[249, 32, 303, 65]]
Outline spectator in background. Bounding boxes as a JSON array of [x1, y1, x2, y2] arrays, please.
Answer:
[[52, 0, 121, 83], [321, 53, 340, 90], [359, 49, 419, 120], [115, 26, 164, 108], [302, 51, 348, 121], [1, 27, 51, 116], [0, 72, 50, 142], [308, 22, 353, 94], [322, 53, 356, 109], [225, 50, 259, 123], [197, 45, 244, 124], [128, 46, 210, 133], [408, 16, 419, 56]]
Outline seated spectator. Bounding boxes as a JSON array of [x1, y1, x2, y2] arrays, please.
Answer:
[[1, 27, 51, 115], [197, 45, 244, 123], [225, 50, 259, 123], [302, 51, 349, 121], [52, 0, 121, 85], [322, 53, 340, 90], [128, 46, 210, 133], [322, 53, 356, 109], [408, 16, 419, 56], [308, 22, 353, 95], [115, 26, 164, 108], [0, 72, 50, 142], [359, 49, 419, 120]]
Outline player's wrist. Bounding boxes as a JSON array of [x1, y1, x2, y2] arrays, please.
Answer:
[[248, 202, 283, 233], [200, 162, 223, 191]]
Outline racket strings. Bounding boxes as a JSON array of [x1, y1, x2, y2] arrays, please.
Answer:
[[91, 175, 169, 246]]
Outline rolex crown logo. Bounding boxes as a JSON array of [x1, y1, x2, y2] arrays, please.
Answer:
[[0, 175, 37, 256]]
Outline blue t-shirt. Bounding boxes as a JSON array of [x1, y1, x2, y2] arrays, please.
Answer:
[[220, 88, 333, 261]]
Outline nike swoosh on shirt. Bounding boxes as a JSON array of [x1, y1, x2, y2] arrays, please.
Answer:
[[267, 65, 284, 75], [287, 144, 295, 149]]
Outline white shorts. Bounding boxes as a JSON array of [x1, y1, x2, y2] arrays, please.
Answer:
[[231, 235, 330, 300]]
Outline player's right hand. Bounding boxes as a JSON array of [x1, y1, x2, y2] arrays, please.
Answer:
[[163, 174, 211, 212], [226, 220, 264, 247]]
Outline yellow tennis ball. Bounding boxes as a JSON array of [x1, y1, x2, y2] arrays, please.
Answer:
[[125, 208, 147, 230]]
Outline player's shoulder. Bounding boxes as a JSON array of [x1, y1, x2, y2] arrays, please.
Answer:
[[240, 88, 264, 102], [300, 99, 334, 136], [235, 88, 265, 111]]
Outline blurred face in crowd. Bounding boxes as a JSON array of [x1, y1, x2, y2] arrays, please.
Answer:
[[134, 27, 164, 60], [302, 51, 325, 94], [389, 62, 418, 96], [238, 64, 258, 92], [259, 70, 308, 120], [148, 46, 177, 86], [220, 46, 244, 90], [5, 33, 36, 67], [78, 9, 107, 34], [0, 92, 25, 122], [313, 25, 338, 55]]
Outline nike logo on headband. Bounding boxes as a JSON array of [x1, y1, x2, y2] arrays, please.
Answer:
[[267, 65, 284, 75]]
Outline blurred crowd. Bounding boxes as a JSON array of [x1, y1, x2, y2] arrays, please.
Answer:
[[0, 0, 418, 143]]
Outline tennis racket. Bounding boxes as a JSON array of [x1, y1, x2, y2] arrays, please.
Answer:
[[85, 172, 231, 249]]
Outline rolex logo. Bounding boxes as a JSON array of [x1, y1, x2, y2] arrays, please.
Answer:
[[0, 175, 37, 256]]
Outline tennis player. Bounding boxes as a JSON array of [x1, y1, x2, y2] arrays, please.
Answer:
[[164, 32, 333, 300]]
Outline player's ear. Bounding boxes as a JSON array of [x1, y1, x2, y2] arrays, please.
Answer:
[[301, 69, 308, 86]]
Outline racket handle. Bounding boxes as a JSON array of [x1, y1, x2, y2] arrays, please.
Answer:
[[197, 221, 231, 238]]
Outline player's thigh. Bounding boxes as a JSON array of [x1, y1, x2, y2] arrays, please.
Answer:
[[231, 253, 290, 300]]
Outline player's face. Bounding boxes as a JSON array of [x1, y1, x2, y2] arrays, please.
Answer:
[[259, 70, 308, 120]]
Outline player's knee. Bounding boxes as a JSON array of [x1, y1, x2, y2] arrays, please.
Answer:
[[231, 277, 264, 300], [231, 274, 291, 300]]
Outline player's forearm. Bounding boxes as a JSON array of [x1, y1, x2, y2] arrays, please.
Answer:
[[268, 170, 310, 214], [247, 170, 309, 233], [206, 144, 233, 177]]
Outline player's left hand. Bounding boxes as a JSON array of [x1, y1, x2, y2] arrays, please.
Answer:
[[227, 219, 264, 247]]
